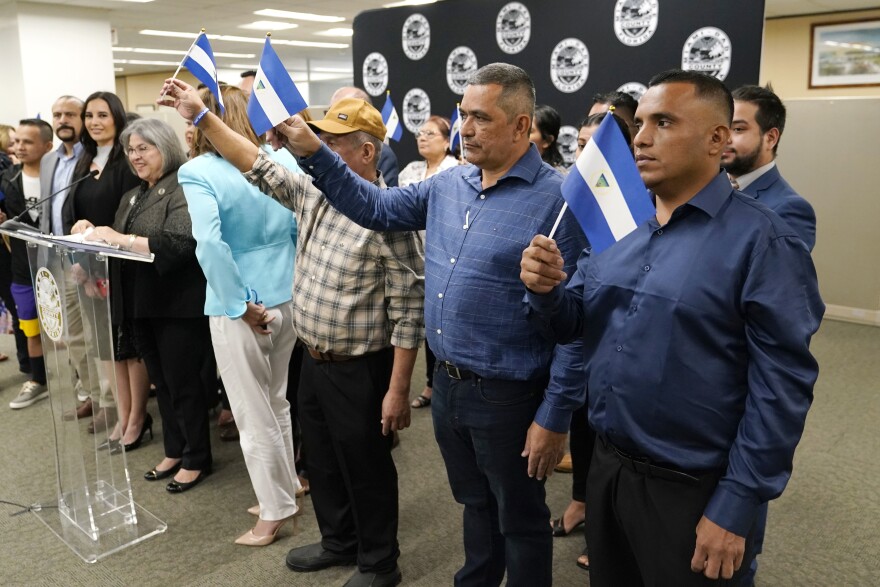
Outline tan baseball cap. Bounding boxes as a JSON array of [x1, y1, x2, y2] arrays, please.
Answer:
[[308, 98, 386, 141]]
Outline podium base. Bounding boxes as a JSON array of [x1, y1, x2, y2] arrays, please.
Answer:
[[31, 496, 166, 563]]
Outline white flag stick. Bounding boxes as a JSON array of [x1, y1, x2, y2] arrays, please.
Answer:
[[160, 29, 204, 100], [547, 201, 568, 240]]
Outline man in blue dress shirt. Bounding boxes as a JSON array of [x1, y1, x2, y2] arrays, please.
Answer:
[[271, 63, 587, 587], [521, 70, 824, 586], [723, 84, 816, 251]]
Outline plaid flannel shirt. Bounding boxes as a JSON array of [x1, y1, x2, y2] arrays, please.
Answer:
[[245, 149, 425, 355]]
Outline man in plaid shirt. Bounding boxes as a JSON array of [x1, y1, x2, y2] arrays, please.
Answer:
[[161, 79, 423, 587]]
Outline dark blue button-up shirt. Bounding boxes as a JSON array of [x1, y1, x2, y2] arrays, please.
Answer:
[[302, 144, 588, 432], [526, 172, 824, 535]]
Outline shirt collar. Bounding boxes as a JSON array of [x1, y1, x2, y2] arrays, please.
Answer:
[[732, 160, 775, 191], [56, 141, 83, 160], [681, 171, 733, 219], [462, 143, 543, 189]]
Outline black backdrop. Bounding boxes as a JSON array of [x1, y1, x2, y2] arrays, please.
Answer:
[[353, 0, 766, 167]]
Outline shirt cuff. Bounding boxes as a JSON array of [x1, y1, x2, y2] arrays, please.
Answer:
[[703, 483, 761, 537], [525, 285, 565, 315], [533, 400, 573, 434], [224, 301, 247, 320], [390, 321, 425, 351], [298, 144, 337, 177]]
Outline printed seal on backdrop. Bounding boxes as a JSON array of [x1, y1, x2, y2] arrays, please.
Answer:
[[681, 27, 732, 81], [496, 2, 531, 55], [614, 0, 659, 47], [558, 125, 579, 167], [617, 82, 647, 101], [446, 47, 478, 95], [550, 39, 589, 93], [35, 267, 63, 341], [403, 88, 431, 134], [403, 14, 430, 60], [363, 52, 389, 96]]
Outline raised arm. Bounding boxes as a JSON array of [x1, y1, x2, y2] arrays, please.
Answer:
[[158, 78, 260, 173]]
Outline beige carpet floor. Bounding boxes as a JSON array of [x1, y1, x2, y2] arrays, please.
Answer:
[[0, 319, 876, 586]]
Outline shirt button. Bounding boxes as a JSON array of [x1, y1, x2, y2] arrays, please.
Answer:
[[643, 265, 651, 271], [450, 257, 456, 264], [479, 194, 486, 200], [437, 293, 443, 299], [436, 329, 442, 334], [630, 305, 637, 312], [309, 165, 314, 170], [656, 229, 663, 235], [616, 345, 623, 352]]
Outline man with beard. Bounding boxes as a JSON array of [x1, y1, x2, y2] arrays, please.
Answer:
[[723, 84, 815, 251], [38, 95, 98, 413]]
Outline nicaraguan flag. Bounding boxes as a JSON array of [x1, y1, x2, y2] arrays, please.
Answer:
[[449, 105, 462, 152], [381, 94, 402, 143], [183, 33, 225, 113], [560, 113, 654, 254], [248, 37, 308, 136]]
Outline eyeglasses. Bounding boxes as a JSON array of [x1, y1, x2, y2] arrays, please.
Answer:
[[126, 144, 155, 157], [416, 130, 441, 139]]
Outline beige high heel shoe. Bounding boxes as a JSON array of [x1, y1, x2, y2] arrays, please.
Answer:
[[247, 504, 260, 516], [234, 509, 301, 546]]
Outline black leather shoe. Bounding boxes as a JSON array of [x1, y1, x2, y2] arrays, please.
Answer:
[[144, 462, 181, 481], [285, 542, 357, 572], [166, 468, 211, 493], [343, 568, 402, 587]]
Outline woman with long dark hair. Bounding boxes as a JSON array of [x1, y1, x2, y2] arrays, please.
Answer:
[[64, 91, 148, 448], [529, 104, 566, 171]]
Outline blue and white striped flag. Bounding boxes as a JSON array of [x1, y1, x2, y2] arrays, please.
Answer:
[[449, 104, 462, 152], [381, 93, 402, 143], [559, 113, 654, 254], [247, 37, 308, 136], [183, 32, 225, 113]]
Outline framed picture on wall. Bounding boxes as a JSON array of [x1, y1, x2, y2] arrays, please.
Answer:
[[810, 19, 880, 88]]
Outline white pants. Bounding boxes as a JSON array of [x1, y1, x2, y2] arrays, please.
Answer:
[[210, 302, 299, 521]]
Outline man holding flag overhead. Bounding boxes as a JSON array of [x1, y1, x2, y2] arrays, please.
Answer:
[[521, 70, 823, 586]]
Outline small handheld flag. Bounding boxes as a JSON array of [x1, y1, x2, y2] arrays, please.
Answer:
[[449, 104, 462, 152], [381, 92, 402, 143], [181, 31, 225, 113], [552, 113, 654, 254], [248, 35, 308, 136]]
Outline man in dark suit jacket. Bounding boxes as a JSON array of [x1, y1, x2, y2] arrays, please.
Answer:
[[723, 84, 816, 251], [722, 84, 818, 586]]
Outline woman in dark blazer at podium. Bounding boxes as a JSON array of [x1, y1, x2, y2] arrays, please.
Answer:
[[73, 117, 215, 493], [63, 91, 142, 440]]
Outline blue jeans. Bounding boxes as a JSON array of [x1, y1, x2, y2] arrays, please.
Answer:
[[432, 367, 552, 587]]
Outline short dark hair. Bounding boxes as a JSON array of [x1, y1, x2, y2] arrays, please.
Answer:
[[18, 118, 53, 143], [732, 84, 786, 155], [241, 70, 257, 78], [648, 69, 733, 124], [591, 91, 638, 119], [580, 112, 632, 146], [467, 63, 535, 121]]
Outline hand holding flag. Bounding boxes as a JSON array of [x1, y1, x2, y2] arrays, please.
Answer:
[[381, 92, 402, 143], [248, 34, 308, 136]]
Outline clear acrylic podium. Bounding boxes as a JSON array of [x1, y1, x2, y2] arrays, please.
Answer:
[[0, 224, 166, 563]]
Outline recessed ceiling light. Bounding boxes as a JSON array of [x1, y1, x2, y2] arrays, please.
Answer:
[[114, 67, 125, 72], [383, 0, 438, 7], [254, 9, 345, 23], [114, 47, 255, 58], [239, 20, 299, 32], [314, 28, 353, 37], [139, 29, 348, 49]]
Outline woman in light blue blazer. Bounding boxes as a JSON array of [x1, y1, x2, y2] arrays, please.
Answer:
[[178, 86, 302, 546]]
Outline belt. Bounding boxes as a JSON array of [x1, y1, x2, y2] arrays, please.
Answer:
[[307, 348, 354, 363], [600, 436, 700, 486], [441, 361, 480, 381]]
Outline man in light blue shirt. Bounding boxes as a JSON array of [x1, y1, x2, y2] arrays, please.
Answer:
[[39, 95, 84, 236]]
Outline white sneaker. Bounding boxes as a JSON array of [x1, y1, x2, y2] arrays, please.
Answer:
[[9, 381, 49, 409], [75, 380, 89, 402]]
